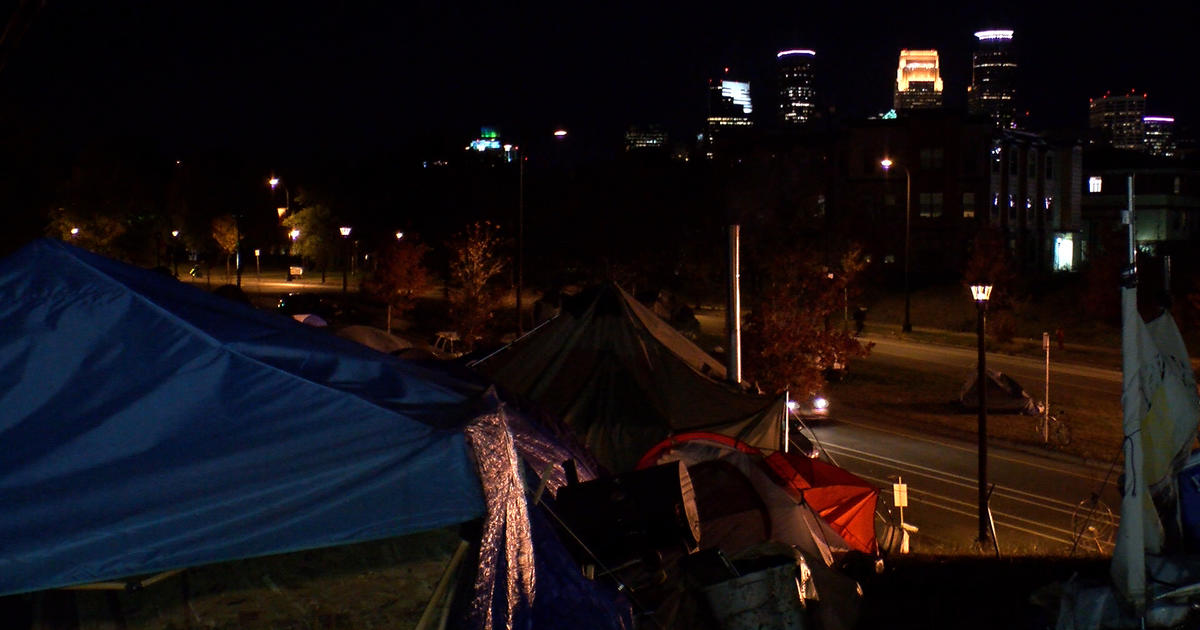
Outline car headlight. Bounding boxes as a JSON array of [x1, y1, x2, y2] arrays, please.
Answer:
[[812, 396, 829, 413]]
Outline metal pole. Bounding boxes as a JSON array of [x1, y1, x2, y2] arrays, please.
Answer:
[[1043, 332, 1050, 442], [727, 224, 742, 385], [978, 299, 990, 543], [902, 167, 912, 333], [517, 156, 525, 335]]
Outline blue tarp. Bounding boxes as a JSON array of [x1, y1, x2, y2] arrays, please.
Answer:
[[0, 239, 489, 596]]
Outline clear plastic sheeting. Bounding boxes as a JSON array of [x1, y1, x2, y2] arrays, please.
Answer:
[[465, 411, 537, 630]]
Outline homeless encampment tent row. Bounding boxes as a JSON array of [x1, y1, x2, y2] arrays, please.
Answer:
[[472, 283, 881, 629], [0, 239, 630, 629]]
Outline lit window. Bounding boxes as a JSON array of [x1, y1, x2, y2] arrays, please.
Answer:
[[962, 192, 976, 218], [1088, 176, 1103, 193]]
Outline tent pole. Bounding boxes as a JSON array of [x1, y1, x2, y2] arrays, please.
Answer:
[[415, 540, 470, 630]]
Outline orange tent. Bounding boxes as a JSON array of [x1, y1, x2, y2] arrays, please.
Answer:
[[763, 451, 879, 555], [639, 432, 878, 556]]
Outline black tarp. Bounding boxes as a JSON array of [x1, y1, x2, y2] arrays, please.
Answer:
[[473, 284, 786, 472]]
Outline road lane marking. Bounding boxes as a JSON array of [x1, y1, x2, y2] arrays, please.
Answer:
[[833, 442, 1120, 524], [821, 416, 1117, 484]]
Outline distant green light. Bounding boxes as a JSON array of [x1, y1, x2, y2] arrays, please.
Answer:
[[481, 127, 498, 139]]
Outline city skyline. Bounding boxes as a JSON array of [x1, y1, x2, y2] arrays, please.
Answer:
[[0, 1, 1197, 160]]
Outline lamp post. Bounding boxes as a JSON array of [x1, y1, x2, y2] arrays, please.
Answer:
[[339, 226, 352, 294], [270, 177, 291, 280], [515, 129, 568, 336], [880, 158, 913, 333], [971, 283, 993, 544], [171, 230, 180, 277], [517, 152, 525, 335]]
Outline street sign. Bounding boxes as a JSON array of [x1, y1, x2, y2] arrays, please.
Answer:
[[1043, 331, 1050, 351], [893, 481, 908, 508]]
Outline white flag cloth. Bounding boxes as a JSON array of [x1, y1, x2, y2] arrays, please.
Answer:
[[1111, 286, 1200, 613]]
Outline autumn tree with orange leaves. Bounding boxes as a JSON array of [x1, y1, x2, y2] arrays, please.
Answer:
[[446, 220, 506, 350], [363, 235, 432, 325], [743, 246, 873, 399]]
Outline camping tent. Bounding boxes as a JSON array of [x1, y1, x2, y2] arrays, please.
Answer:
[[959, 367, 1042, 415], [473, 284, 787, 472], [0, 239, 626, 629], [637, 432, 879, 558], [636, 432, 872, 630]]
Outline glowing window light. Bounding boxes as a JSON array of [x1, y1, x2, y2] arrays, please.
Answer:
[[720, 80, 753, 114], [777, 49, 816, 57], [974, 30, 1014, 40], [1054, 235, 1074, 271], [1089, 176, 1103, 193], [1144, 116, 1175, 123]]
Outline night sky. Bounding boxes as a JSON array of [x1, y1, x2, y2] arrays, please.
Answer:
[[2, 1, 1198, 161]]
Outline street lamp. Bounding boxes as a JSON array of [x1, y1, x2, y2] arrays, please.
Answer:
[[271, 176, 291, 280], [880, 158, 913, 333], [339, 226, 352, 294], [971, 283, 994, 544], [515, 129, 568, 336], [171, 230, 180, 277]]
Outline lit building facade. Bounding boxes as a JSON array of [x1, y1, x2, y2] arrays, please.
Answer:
[[967, 30, 1017, 129], [1143, 116, 1177, 157], [777, 49, 816, 125], [704, 70, 754, 158], [1081, 149, 1200, 262], [1089, 91, 1146, 151], [624, 125, 668, 152], [893, 49, 943, 111], [833, 112, 1081, 276]]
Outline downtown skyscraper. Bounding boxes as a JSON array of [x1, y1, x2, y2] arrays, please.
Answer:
[[777, 49, 816, 126], [893, 49, 943, 111], [967, 30, 1017, 129], [1089, 90, 1146, 151]]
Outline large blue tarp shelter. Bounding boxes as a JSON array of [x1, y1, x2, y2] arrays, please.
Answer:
[[0, 239, 494, 597]]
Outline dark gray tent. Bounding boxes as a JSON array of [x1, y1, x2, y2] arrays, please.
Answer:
[[960, 367, 1042, 415], [473, 284, 786, 472]]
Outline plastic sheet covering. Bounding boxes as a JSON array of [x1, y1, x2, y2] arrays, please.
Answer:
[[465, 411, 536, 630], [0, 239, 486, 597]]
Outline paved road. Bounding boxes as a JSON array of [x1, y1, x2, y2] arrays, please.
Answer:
[[805, 335, 1125, 555], [865, 335, 1122, 401], [802, 415, 1121, 555]]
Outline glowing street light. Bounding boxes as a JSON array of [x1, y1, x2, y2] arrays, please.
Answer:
[[971, 283, 994, 545], [881, 157, 913, 333], [290, 229, 300, 241], [339, 226, 352, 294], [395, 231, 405, 240], [70, 227, 79, 236]]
